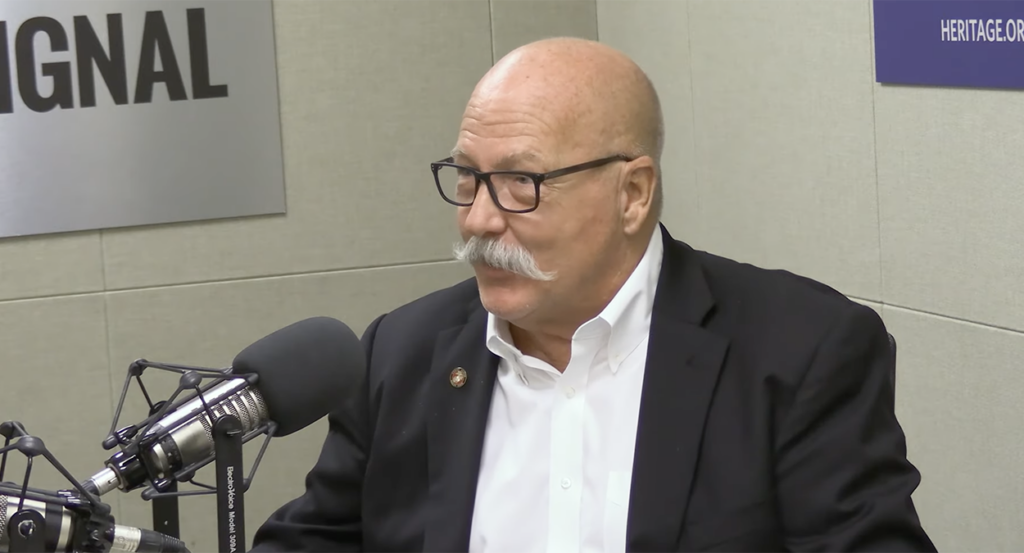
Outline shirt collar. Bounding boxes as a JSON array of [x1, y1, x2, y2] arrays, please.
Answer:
[[485, 229, 664, 375]]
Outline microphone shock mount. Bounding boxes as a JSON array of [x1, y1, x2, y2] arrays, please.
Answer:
[[101, 360, 278, 553]]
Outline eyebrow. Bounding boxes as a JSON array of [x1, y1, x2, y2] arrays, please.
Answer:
[[449, 147, 544, 171]]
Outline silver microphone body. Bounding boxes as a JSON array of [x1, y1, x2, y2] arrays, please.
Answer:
[[84, 377, 269, 496], [0, 493, 73, 552], [0, 488, 182, 553]]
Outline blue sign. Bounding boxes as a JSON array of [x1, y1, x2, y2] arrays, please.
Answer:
[[874, 0, 1024, 90]]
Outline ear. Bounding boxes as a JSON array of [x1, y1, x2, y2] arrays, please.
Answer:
[[619, 157, 657, 235]]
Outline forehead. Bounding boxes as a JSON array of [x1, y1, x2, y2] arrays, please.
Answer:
[[453, 98, 578, 170], [450, 146, 545, 172]]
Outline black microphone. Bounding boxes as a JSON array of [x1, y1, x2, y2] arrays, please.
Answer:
[[80, 317, 364, 497]]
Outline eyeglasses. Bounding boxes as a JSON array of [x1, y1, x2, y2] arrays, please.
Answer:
[[430, 154, 634, 213]]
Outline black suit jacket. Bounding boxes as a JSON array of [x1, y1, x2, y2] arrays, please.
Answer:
[[250, 226, 935, 552]]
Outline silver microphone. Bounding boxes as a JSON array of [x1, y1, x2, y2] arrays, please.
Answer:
[[0, 491, 73, 552], [84, 316, 362, 500], [84, 377, 268, 496], [0, 484, 189, 553]]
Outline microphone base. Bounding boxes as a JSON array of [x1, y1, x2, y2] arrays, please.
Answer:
[[213, 415, 245, 553]]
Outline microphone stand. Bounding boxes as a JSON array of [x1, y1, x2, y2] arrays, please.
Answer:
[[212, 415, 245, 553], [143, 418, 247, 553], [151, 481, 180, 542], [145, 412, 251, 553]]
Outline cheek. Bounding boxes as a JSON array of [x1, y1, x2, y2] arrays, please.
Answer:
[[510, 201, 614, 266], [538, 237, 595, 274]]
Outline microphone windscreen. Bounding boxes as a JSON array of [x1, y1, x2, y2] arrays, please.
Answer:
[[231, 317, 365, 436]]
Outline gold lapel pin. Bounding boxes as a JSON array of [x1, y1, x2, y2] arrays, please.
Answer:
[[450, 367, 468, 388]]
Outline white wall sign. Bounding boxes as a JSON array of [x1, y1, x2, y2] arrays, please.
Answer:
[[0, 0, 285, 238]]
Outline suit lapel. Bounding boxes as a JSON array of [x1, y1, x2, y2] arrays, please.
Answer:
[[422, 302, 498, 553], [627, 226, 730, 552]]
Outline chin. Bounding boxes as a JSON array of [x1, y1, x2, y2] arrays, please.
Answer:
[[476, 281, 536, 322]]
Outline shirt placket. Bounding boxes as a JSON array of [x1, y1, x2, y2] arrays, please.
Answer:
[[546, 340, 599, 553]]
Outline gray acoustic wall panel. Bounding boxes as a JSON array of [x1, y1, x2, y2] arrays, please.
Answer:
[[875, 85, 1024, 332], [686, 0, 881, 301], [884, 306, 1024, 552], [491, 0, 598, 60], [0, 232, 104, 301]]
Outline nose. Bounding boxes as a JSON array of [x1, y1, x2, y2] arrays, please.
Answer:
[[460, 179, 508, 236]]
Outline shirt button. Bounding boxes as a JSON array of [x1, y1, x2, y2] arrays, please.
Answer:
[[560, 477, 572, 489], [564, 386, 575, 398]]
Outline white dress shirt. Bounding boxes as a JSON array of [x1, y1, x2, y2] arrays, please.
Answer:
[[468, 229, 664, 553]]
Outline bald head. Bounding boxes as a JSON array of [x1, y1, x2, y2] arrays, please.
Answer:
[[464, 37, 664, 218], [451, 38, 666, 337]]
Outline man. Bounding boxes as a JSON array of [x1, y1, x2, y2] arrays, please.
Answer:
[[250, 38, 934, 552]]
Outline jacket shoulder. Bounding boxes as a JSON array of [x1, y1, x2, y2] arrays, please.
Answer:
[[683, 244, 885, 356], [692, 247, 869, 317], [366, 276, 480, 349]]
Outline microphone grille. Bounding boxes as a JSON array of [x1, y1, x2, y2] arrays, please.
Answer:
[[195, 386, 270, 446], [0, 492, 7, 540], [199, 412, 213, 442]]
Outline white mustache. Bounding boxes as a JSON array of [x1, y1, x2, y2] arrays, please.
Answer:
[[453, 236, 556, 281]]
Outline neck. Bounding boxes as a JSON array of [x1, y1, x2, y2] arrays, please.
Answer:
[[509, 324, 574, 372], [508, 228, 653, 372]]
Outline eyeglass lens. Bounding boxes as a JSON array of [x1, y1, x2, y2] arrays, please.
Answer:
[[435, 166, 538, 211]]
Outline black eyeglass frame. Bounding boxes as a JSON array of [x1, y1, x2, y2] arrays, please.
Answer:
[[430, 154, 635, 213]]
